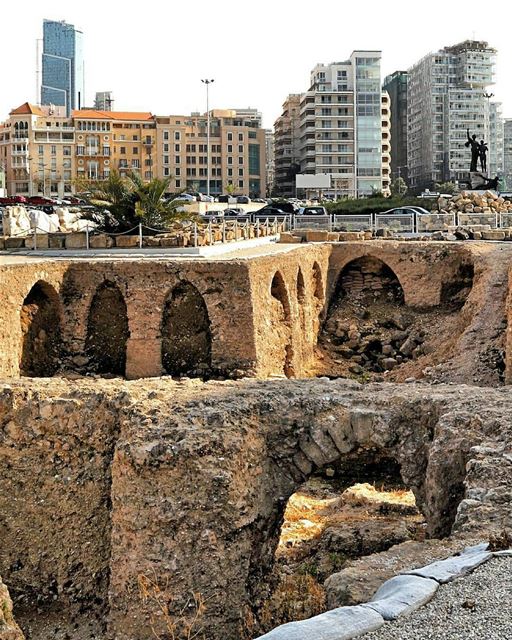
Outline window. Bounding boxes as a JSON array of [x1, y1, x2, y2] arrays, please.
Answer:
[[175, 156, 180, 164], [163, 155, 169, 165], [238, 179, 244, 188], [238, 168, 244, 176], [175, 144, 180, 152], [120, 147, 126, 154], [238, 156, 244, 165], [133, 147, 138, 154], [175, 179, 181, 188], [133, 135, 138, 141], [175, 131, 180, 140], [144, 171, 152, 179], [238, 133, 243, 141], [51, 145, 57, 155], [175, 167, 181, 176], [227, 144, 233, 153], [228, 157, 233, 165], [238, 144, 243, 153], [145, 158, 152, 167], [38, 145, 43, 155], [120, 135, 126, 141], [163, 167, 170, 176], [132, 159, 140, 168], [227, 132, 233, 141], [163, 131, 169, 140], [163, 143, 169, 152], [227, 168, 233, 177]]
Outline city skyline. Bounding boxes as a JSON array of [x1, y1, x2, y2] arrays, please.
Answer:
[[1, 0, 512, 129]]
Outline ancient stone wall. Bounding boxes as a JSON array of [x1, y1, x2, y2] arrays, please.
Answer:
[[1, 378, 510, 640]]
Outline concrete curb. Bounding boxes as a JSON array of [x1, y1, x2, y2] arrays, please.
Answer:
[[255, 543, 510, 639]]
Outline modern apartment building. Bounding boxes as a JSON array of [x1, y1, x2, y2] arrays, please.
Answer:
[[489, 102, 504, 177], [273, 94, 301, 197], [275, 52, 385, 198], [503, 119, 512, 190], [94, 92, 114, 111], [383, 70, 408, 183], [265, 129, 275, 196], [0, 103, 268, 198], [381, 92, 391, 196], [41, 19, 84, 116], [154, 109, 266, 197], [407, 40, 497, 189]]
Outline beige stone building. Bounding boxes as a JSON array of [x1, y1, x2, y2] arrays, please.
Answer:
[[154, 109, 267, 197], [1, 103, 267, 198], [0, 102, 75, 198]]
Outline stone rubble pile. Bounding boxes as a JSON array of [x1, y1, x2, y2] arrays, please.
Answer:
[[2, 205, 95, 237], [437, 191, 512, 217]]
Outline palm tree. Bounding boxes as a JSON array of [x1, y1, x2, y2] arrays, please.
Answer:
[[79, 170, 191, 231]]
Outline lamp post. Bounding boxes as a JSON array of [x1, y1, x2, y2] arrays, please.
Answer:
[[201, 78, 214, 197]]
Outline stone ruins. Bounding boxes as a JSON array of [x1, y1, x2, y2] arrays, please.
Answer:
[[0, 238, 511, 639]]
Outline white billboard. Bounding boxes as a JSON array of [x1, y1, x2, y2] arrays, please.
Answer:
[[295, 173, 331, 189]]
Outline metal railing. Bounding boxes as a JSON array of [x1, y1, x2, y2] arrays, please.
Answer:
[[375, 213, 414, 233], [292, 215, 331, 230], [333, 214, 372, 231]]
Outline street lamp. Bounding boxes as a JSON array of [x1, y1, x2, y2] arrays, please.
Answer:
[[201, 78, 214, 197]]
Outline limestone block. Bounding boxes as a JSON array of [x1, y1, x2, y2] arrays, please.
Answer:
[[143, 236, 161, 247], [25, 233, 49, 249], [338, 231, 364, 242], [159, 236, 178, 247], [279, 232, 301, 244], [5, 237, 26, 249], [327, 232, 340, 241], [0, 236, 5, 250], [89, 234, 114, 249], [306, 230, 330, 242], [115, 235, 139, 248], [350, 409, 374, 443], [65, 233, 88, 249], [481, 230, 505, 241], [48, 234, 67, 249]]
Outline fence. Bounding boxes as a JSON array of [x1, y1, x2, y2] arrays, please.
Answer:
[[375, 213, 414, 233], [2, 217, 286, 251], [332, 215, 373, 231], [292, 215, 331, 230]]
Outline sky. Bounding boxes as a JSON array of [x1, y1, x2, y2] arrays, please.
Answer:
[[1, 0, 511, 129]]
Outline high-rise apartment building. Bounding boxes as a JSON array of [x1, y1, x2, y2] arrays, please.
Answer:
[[275, 52, 385, 198], [407, 40, 497, 189], [154, 109, 266, 196], [94, 92, 114, 111], [41, 19, 84, 116], [489, 102, 504, 177], [265, 129, 275, 196], [273, 94, 301, 197], [381, 92, 391, 196], [503, 119, 512, 190], [383, 71, 408, 183]]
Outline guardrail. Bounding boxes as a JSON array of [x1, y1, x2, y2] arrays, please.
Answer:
[[332, 214, 373, 231], [375, 213, 414, 233], [292, 215, 331, 230]]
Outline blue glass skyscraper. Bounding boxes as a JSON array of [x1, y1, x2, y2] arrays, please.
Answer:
[[41, 19, 84, 116]]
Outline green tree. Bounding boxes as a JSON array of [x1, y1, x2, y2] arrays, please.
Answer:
[[225, 181, 236, 196], [79, 170, 190, 231], [434, 181, 458, 195], [390, 177, 407, 197]]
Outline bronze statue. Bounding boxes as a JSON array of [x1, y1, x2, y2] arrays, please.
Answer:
[[465, 129, 480, 172], [479, 139, 488, 174]]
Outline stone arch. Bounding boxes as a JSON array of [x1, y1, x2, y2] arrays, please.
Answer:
[[161, 281, 212, 376], [312, 261, 324, 302], [329, 255, 404, 310], [85, 281, 129, 375], [19, 280, 62, 377], [270, 271, 294, 377], [296, 268, 306, 305]]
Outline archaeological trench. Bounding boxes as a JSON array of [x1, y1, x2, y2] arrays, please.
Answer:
[[0, 240, 512, 640]]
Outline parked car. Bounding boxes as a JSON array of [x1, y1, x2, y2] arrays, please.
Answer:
[[197, 193, 215, 202], [171, 193, 196, 203], [218, 194, 237, 204], [236, 195, 251, 204], [253, 206, 287, 217], [297, 206, 328, 216], [0, 195, 28, 206], [223, 208, 246, 217], [252, 198, 267, 204], [380, 207, 419, 216], [406, 206, 431, 215], [27, 196, 59, 206]]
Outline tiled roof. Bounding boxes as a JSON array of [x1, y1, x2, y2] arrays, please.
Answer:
[[10, 102, 45, 116], [72, 109, 154, 121]]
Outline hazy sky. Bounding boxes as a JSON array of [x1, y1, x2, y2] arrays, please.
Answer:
[[2, 0, 511, 129]]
